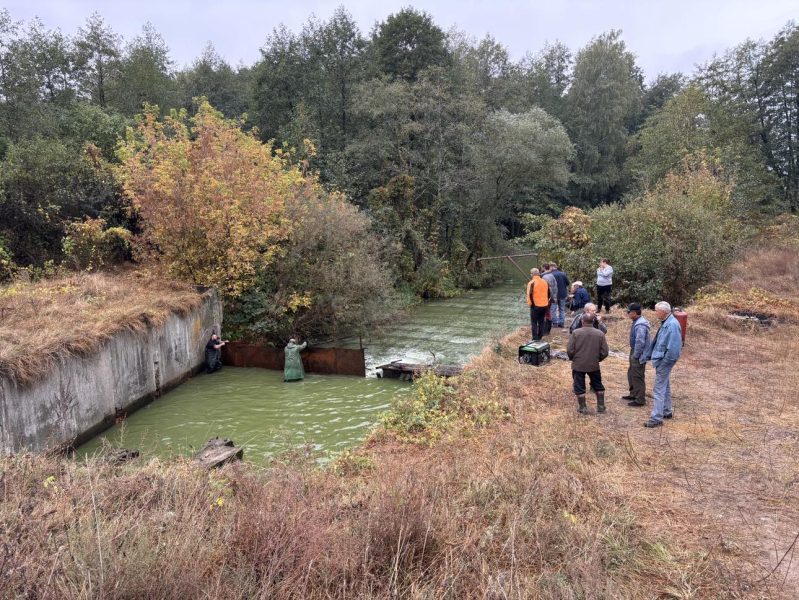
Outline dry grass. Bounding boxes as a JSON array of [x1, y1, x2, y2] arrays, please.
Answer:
[[2, 320, 774, 599], [0, 385, 714, 599], [0, 271, 208, 386], [1, 222, 798, 598], [692, 214, 799, 323]]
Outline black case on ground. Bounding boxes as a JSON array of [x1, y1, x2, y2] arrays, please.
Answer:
[[518, 341, 551, 366]]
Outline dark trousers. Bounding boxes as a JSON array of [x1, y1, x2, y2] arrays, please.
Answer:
[[530, 306, 548, 340], [205, 350, 222, 373], [627, 351, 646, 403], [572, 369, 604, 396], [596, 284, 612, 312]]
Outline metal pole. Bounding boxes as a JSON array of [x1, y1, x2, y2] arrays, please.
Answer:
[[505, 256, 529, 278]]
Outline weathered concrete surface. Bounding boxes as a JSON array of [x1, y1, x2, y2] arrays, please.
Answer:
[[0, 289, 222, 454]]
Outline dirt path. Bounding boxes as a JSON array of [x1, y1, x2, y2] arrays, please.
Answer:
[[543, 311, 799, 598]]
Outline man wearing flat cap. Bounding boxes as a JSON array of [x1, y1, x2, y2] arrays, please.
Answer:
[[623, 303, 650, 407]]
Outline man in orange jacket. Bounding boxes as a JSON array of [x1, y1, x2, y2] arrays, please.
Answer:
[[526, 268, 550, 341]]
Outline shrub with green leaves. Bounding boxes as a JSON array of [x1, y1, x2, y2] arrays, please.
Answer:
[[62, 218, 132, 271], [379, 371, 455, 440], [0, 234, 16, 281], [525, 160, 741, 306]]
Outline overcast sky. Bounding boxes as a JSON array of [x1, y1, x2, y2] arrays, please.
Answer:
[[4, 1, 796, 79]]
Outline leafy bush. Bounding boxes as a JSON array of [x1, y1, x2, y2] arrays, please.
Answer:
[[0, 235, 15, 281], [62, 218, 132, 270], [379, 371, 456, 441], [0, 139, 127, 266], [525, 160, 741, 306], [224, 188, 395, 342]]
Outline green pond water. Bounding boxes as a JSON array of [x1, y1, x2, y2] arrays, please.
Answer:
[[78, 278, 530, 464]]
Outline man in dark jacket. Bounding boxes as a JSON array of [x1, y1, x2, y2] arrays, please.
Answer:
[[567, 313, 609, 414], [623, 303, 650, 407], [542, 263, 558, 336], [550, 263, 570, 329], [205, 333, 226, 373], [570, 281, 590, 312]]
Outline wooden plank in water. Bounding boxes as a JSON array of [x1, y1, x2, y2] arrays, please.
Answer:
[[377, 361, 462, 379], [193, 437, 243, 469]]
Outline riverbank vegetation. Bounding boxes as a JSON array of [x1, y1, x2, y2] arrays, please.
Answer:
[[3, 228, 797, 597], [524, 159, 743, 306], [1, 7, 798, 344]]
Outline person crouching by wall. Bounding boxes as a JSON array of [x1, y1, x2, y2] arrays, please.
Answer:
[[567, 312, 609, 414], [526, 268, 550, 341], [570, 281, 590, 313]]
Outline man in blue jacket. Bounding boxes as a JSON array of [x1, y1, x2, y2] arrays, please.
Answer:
[[623, 303, 650, 407], [642, 301, 682, 427]]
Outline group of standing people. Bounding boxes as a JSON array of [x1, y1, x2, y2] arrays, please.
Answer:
[[567, 300, 682, 427], [526, 260, 683, 428], [525, 262, 571, 340]]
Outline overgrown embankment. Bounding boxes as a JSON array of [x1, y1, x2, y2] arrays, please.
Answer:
[[0, 272, 207, 386], [1, 220, 797, 598]]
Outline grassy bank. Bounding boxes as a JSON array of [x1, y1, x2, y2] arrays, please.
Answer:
[[2, 221, 798, 598], [0, 272, 208, 385]]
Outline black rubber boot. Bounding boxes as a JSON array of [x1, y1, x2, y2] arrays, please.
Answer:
[[596, 392, 606, 413], [577, 395, 588, 414]]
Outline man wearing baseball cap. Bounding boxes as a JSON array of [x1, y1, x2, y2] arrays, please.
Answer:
[[623, 303, 650, 407]]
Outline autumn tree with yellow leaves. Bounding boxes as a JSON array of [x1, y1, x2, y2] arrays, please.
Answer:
[[117, 100, 301, 297], [118, 99, 394, 342]]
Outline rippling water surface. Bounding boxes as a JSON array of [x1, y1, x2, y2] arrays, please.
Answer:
[[78, 279, 530, 463]]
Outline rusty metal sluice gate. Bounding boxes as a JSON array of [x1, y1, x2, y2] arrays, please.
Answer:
[[222, 342, 367, 377]]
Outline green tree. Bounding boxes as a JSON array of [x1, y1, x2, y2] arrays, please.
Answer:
[[112, 22, 176, 116], [73, 13, 121, 107], [628, 85, 781, 212], [521, 41, 572, 119], [449, 33, 517, 110], [566, 31, 643, 205], [760, 23, 799, 210], [639, 72, 684, 123], [699, 23, 799, 211], [175, 43, 249, 118], [251, 25, 305, 142], [469, 108, 573, 234], [371, 8, 449, 81]]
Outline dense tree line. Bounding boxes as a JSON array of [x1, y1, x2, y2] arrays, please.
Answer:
[[0, 6, 797, 333]]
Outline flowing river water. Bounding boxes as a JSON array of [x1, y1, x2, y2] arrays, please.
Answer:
[[78, 278, 530, 464]]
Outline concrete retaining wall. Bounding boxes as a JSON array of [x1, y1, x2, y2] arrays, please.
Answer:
[[0, 289, 222, 454]]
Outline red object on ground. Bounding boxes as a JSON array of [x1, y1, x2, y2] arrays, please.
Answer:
[[673, 310, 688, 344]]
